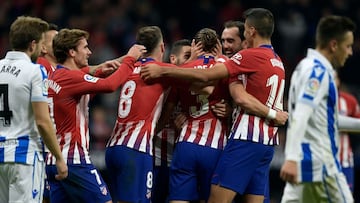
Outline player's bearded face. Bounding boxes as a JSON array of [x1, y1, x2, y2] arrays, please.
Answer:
[[31, 38, 44, 62]]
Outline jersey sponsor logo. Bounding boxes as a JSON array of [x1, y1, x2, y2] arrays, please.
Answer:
[[0, 140, 19, 147], [230, 53, 242, 65], [83, 74, 99, 83]]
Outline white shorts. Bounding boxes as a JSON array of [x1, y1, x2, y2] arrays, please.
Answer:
[[0, 155, 45, 203], [281, 172, 353, 203]]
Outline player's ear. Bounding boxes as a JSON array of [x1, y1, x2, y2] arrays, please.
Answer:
[[28, 40, 36, 53], [329, 39, 338, 53], [160, 42, 165, 54], [68, 48, 76, 57], [169, 54, 176, 64]]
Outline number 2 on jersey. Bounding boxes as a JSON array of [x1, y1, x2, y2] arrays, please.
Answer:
[[0, 84, 13, 126]]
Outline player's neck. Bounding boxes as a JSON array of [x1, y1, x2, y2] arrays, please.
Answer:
[[61, 60, 80, 70], [44, 55, 57, 68], [253, 38, 271, 48]]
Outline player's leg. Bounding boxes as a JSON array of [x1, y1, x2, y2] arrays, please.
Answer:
[[105, 145, 153, 203], [0, 164, 10, 203], [209, 139, 273, 203], [10, 161, 45, 203], [197, 145, 222, 202], [169, 142, 199, 203], [207, 184, 236, 203], [242, 145, 273, 203], [47, 164, 112, 203], [322, 172, 353, 203], [280, 182, 303, 203], [42, 151, 50, 203]]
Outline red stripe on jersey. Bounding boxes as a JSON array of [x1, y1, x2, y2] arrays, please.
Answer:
[[205, 119, 216, 146], [193, 121, 204, 144]]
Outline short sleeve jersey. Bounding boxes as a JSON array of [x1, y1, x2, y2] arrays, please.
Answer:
[[0, 51, 48, 164], [106, 58, 174, 155], [224, 46, 285, 145]]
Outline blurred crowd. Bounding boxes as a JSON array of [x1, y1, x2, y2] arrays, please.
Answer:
[[1, 0, 360, 201]]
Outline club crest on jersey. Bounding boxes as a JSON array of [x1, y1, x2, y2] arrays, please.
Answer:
[[84, 74, 99, 83], [304, 78, 320, 96], [146, 189, 152, 199], [230, 53, 242, 65], [100, 186, 108, 195]]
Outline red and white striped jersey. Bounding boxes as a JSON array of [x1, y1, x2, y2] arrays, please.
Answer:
[[37, 56, 56, 76], [338, 91, 360, 168], [168, 56, 230, 149], [225, 45, 285, 145], [106, 58, 175, 155], [46, 57, 136, 165]]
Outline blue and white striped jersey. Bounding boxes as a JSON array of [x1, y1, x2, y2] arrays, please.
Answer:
[[285, 48, 341, 182], [0, 51, 48, 165]]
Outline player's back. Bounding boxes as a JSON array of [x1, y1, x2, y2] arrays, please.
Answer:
[[226, 46, 285, 145], [107, 59, 172, 154], [0, 51, 46, 164], [178, 56, 229, 120], [174, 56, 229, 149], [235, 47, 285, 107]]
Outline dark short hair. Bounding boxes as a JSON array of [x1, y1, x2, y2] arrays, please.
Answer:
[[136, 26, 163, 56], [170, 39, 191, 55], [316, 15, 356, 49], [243, 8, 274, 38], [224, 20, 245, 41]]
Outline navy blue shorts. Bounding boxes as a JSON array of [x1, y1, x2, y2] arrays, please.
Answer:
[[169, 142, 222, 201], [105, 145, 153, 202], [46, 164, 111, 203], [211, 139, 274, 196]]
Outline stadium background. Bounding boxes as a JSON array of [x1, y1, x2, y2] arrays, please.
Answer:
[[1, 0, 360, 202]]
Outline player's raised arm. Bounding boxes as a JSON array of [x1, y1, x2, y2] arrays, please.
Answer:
[[140, 62, 229, 82]]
